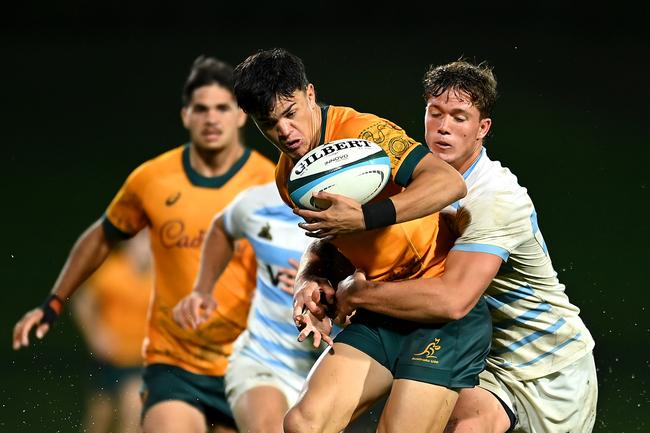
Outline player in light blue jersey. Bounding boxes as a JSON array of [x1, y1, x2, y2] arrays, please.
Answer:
[[172, 182, 380, 433], [172, 182, 320, 433], [330, 61, 597, 433]]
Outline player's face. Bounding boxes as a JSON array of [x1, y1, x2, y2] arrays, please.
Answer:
[[252, 84, 321, 161], [424, 89, 491, 174], [181, 84, 246, 152]]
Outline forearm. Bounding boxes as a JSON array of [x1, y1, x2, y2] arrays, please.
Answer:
[[391, 154, 466, 223], [351, 277, 463, 322], [294, 239, 351, 319], [193, 217, 234, 294], [348, 251, 500, 322], [50, 220, 115, 301], [295, 240, 328, 286], [296, 240, 353, 286]]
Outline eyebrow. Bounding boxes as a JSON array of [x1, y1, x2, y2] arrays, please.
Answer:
[[279, 102, 296, 117], [259, 102, 296, 124], [428, 104, 471, 116]]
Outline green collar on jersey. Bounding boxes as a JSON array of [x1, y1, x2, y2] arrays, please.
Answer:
[[318, 105, 329, 146], [182, 144, 251, 188]]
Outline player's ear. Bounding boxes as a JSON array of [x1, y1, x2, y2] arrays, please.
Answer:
[[181, 107, 190, 128], [306, 83, 317, 109], [477, 117, 492, 140], [237, 107, 247, 128]]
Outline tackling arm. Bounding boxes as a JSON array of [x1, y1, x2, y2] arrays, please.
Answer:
[[335, 250, 502, 323]]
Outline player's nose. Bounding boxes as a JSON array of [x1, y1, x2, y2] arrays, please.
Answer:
[[437, 115, 450, 134], [206, 108, 221, 124], [277, 119, 292, 138]]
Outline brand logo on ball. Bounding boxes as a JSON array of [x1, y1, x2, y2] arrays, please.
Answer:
[[287, 138, 391, 211], [293, 139, 373, 176], [324, 154, 349, 166]]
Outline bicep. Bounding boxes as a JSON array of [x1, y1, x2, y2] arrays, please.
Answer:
[[410, 151, 459, 183], [442, 249, 503, 306]]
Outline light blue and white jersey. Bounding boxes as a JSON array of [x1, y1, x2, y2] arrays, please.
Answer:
[[442, 148, 595, 380], [222, 182, 323, 383]]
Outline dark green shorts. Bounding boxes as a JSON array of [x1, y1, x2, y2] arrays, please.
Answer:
[[141, 363, 235, 427], [334, 297, 491, 389]]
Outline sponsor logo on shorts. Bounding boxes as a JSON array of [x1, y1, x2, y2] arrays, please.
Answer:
[[411, 338, 442, 364]]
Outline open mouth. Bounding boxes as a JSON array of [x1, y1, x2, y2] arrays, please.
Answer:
[[434, 141, 452, 149], [285, 139, 302, 151]]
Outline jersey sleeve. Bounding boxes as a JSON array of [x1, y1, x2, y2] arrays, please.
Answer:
[[452, 188, 534, 261], [354, 119, 430, 187], [222, 189, 254, 240], [103, 165, 150, 239]]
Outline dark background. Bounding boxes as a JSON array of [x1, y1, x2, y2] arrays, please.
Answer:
[[2, 2, 649, 432]]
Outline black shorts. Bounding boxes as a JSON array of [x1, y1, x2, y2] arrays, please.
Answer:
[[141, 363, 235, 428], [334, 297, 491, 389]]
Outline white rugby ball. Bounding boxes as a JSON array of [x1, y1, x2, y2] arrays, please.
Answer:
[[288, 138, 391, 210]]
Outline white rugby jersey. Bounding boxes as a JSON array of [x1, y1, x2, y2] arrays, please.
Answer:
[[223, 183, 323, 386], [443, 148, 594, 380]]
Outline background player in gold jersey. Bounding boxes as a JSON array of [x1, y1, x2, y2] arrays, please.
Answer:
[[72, 229, 152, 433], [12, 56, 275, 433], [233, 48, 491, 433]]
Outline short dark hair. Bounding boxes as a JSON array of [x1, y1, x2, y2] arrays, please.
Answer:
[[233, 48, 309, 119], [182, 55, 234, 106], [423, 60, 497, 119]]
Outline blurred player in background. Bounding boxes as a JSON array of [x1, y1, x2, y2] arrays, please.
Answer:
[[173, 182, 319, 433], [173, 182, 381, 433], [233, 48, 490, 433], [12, 55, 275, 433], [331, 60, 597, 433], [72, 229, 152, 433]]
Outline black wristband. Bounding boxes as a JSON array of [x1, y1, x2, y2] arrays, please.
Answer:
[[40, 294, 64, 327], [362, 199, 397, 230]]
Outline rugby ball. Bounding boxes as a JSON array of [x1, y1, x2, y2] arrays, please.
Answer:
[[288, 138, 391, 210]]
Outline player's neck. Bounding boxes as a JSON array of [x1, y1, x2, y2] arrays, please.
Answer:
[[188, 142, 245, 177], [457, 144, 484, 175]]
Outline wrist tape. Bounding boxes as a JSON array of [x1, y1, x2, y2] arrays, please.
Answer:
[[40, 294, 64, 327], [361, 198, 397, 230]]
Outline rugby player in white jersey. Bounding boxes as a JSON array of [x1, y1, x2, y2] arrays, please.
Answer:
[[318, 61, 598, 433], [172, 182, 376, 433]]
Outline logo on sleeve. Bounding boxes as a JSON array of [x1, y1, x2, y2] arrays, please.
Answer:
[[257, 222, 272, 240], [411, 338, 442, 364], [165, 192, 181, 206], [358, 121, 414, 159]]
